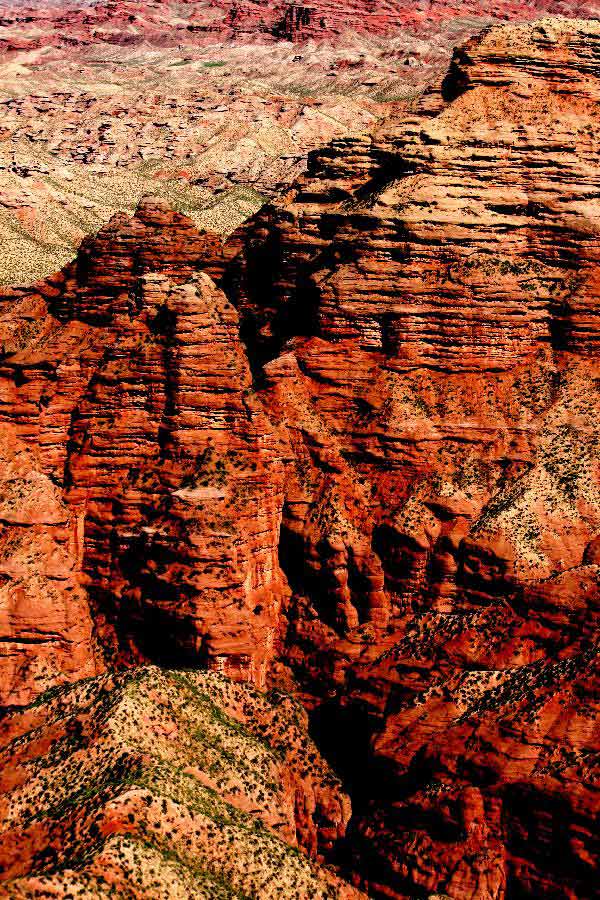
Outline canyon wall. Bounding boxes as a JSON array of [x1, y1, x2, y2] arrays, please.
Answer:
[[0, 16, 597, 900], [0, 198, 287, 703], [225, 17, 600, 898]]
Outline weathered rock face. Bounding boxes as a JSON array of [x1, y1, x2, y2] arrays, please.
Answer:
[[362, 649, 598, 900], [0, 198, 287, 706], [51, 198, 231, 323], [231, 18, 600, 364], [0, 666, 363, 898], [0, 16, 598, 900], [229, 17, 600, 611], [64, 266, 288, 685], [225, 18, 600, 899], [0, 426, 102, 709]]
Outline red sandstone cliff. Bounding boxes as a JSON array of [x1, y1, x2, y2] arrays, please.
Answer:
[[0, 16, 598, 900], [0, 199, 287, 705], [225, 17, 600, 898]]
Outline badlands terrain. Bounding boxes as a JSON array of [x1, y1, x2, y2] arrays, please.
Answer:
[[0, 4, 599, 900], [0, 0, 599, 284]]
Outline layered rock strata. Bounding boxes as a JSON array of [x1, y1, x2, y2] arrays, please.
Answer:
[[0, 198, 286, 706], [0, 427, 102, 709], [0, 16, 598, 900], [225, 18, 600, 898]]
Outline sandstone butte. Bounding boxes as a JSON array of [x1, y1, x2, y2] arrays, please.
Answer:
[[0, 15, 598, 900]]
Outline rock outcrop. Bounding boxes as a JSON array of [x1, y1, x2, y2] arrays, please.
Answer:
[[0, 666, 363, 898], [0, 15, 598, 900], [0, 198, 287, 707], [224, 17, 600, 898]]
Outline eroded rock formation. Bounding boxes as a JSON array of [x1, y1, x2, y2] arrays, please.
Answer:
[[0, 198, 288, 705], [0, 426, 102, 709], [225, 17, 600, 898], [0, 15, 598, 900]]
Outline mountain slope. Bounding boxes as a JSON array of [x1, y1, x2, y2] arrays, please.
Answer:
[[0, 666, 363, 899]]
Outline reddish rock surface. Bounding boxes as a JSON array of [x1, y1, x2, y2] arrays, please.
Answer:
[[0, 425, 102, 709], [0, 14, 598, 900], [225, 17, 600, 898], [0, 198, 288, 705]]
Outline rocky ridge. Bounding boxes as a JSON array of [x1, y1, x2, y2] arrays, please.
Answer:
[[0, 666, 362, 898]]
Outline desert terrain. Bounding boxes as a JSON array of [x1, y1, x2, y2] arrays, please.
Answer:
[[0, 5, 598, 900]]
